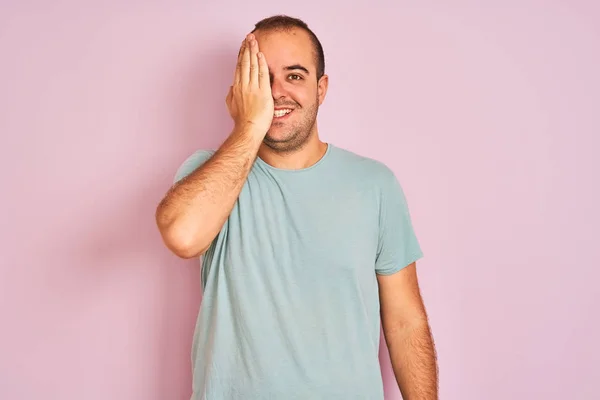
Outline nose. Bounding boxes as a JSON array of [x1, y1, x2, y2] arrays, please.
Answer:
[[270, 76, 287, 99]]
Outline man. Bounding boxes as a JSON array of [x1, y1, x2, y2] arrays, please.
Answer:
[[156, 14, 438, 400]]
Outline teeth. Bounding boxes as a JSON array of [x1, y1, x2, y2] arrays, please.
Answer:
[[274, 109, 292, 117]]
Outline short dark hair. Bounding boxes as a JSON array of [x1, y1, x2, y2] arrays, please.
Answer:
[[251, 15, 325, 81]]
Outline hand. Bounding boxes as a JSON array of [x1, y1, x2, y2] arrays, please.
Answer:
[[226, 34, 274, 137]]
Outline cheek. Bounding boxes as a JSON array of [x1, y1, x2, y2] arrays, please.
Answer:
[[294, 86, 318, 106]]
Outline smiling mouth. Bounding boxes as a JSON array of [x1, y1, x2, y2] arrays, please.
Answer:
[[274, 109, 293, 118]]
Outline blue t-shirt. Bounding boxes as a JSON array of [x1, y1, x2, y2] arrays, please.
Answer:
[[173, 143, 423, 400]]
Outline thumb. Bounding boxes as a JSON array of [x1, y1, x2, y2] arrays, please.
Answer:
[[226, 86, 232, 104]]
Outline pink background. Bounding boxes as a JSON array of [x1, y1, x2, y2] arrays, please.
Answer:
[[1, 1, 599, 399]]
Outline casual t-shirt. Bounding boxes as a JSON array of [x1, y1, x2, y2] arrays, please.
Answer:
[[173, 143, 423, 400]]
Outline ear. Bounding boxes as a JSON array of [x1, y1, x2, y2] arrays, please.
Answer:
[[317, 74, 329, 105]]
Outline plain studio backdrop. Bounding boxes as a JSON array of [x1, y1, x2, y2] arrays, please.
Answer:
[[1, 1, 598, 399]]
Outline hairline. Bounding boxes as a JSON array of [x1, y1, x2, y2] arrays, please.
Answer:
[[251, 26, 324, 81]]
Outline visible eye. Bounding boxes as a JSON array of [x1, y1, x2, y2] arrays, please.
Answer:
[[288, 74, 303, 81]]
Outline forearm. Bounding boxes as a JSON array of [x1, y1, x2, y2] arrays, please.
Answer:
[[384, 320, 438, 400], [156, 124, 263, 258]]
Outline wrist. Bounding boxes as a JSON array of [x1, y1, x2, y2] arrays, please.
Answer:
[[234, 123, 267, 143]]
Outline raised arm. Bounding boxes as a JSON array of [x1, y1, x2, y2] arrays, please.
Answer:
[[155, 33, 273, 258]]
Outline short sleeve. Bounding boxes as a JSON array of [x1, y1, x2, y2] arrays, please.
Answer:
[[374, 169, 424, 275], [173, 149, 215, 184]]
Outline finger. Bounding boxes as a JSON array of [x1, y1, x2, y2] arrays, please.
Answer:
[[226, 85, 232, 104], [234, 39, 246, 84], [257, 51, 270, 90], [249, 38, 259, 86], [237, 38, 245, 58], [234, 39, 246, 85], [240, 38, 251, 87]]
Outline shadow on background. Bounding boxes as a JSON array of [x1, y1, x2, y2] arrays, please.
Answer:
[[53, 41, 239, 399], [154, 43, 237, 399]]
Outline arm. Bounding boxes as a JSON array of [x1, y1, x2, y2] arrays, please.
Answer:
[[155, 33, 273, 258], [156, 126, 262, 258], [377, 262, 438, 399]]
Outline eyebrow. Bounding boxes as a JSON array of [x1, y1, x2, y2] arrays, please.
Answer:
[[284, 64, 310, 75]]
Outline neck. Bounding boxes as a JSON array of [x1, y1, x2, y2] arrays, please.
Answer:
[[257, 131, 328, 170]]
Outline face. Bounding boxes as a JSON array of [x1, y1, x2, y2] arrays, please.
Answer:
[[254, 28, 328, 153]]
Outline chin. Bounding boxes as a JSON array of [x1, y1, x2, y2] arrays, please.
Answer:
[[264, 129, 313, 153], [264, 129, 294, 143]]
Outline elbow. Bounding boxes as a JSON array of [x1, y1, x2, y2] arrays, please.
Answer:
[[173, 246, 206, 260], [156, 212, 210, 259], [161, 224, 210, 259], [383, 318, 431, 345]]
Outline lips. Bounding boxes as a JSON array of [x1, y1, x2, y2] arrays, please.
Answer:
[[274, 108, 293, 118]]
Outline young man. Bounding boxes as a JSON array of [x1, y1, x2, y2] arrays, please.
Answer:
[[156, 15, 438, 400]]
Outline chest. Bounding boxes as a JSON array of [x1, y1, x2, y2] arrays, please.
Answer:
[[221, 172, 381, 277]]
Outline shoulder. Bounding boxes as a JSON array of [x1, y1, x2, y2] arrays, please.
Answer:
[[329, 144, 398, 187], [173, 148, 216, 183]]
